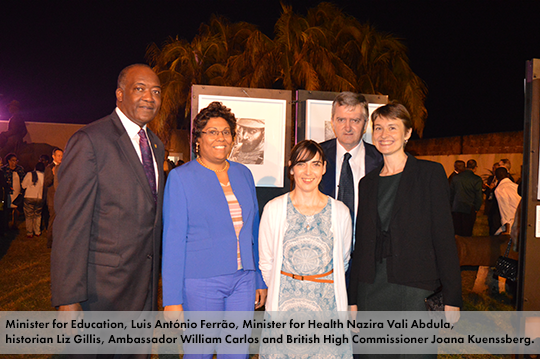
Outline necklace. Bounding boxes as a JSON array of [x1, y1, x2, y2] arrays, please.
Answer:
[[197, 157, 229, 172]]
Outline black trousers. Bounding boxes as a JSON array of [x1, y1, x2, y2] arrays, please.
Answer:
[[452, 208, 477, 237]]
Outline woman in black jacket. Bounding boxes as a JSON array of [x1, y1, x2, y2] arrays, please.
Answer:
[[348, 103, 462, 317]]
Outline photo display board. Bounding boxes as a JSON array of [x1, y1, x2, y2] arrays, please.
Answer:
[[192, 85, 292, 188]]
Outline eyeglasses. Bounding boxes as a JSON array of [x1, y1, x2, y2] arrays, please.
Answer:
[[201, 130, 232, 138]]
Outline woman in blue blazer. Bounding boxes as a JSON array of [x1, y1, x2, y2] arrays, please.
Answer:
[[162, 102, 267, 358], [348, 103, 462, 321]]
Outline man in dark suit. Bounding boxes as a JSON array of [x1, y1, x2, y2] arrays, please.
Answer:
[[450, 159, 483, 236], [51, 64, 164, 317], [43, 147, 63, 248], [319, 92, 383, 230]]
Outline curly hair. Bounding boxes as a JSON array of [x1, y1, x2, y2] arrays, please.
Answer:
[[192, 102, 237, 155]]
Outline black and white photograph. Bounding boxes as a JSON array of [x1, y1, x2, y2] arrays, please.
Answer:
[[229, 118, 265, 165]]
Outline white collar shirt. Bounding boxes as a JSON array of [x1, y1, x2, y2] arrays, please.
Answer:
[[494, 178, 521, 229], [115, 107, 159, 185]]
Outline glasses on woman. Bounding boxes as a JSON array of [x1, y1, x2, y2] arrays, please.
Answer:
[[201, 130, 232, 138]]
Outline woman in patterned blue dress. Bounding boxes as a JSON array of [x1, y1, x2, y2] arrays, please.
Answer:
[[259, 140, 352, 358]]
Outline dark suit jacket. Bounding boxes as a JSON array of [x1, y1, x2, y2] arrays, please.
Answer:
[[319, 138, 383, 198], [348, 154, 463, 307], [450, 169, 483, 213], [43, 162, 57, 207], [50, 111, 165, 311]]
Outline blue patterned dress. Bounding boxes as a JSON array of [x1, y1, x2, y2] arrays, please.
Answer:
[[278, 196, 336, 311], [260, 197, 352, 358]]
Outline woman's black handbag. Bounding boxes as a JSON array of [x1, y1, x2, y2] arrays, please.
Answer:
[[495, 238, 518, 281]]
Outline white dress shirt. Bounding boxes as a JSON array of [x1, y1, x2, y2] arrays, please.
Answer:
[[115, 107, 159, 185], [494, 178, 521, 233]]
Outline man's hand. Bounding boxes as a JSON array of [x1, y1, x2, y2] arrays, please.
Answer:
[[255, 289, 267, 309], [57, 303, 83, 336]]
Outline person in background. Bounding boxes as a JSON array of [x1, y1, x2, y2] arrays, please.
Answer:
[[43, 148, 63, 249], [348, 103, 462, 336], [494, 167, 521, 235], [450, 159, 483, 236], [0, 158, 10, 237], [38, 154, 51, 232], [162, 101, 266, 359], [163, 149, 175, 180], [448, 160, 465, 185], [0, 100, 28, 160], [22, 162, 45, 238], [39, 154, 51, 167], [499, 158, 514, 182], [484, 162, 502, 235], [1, 153, 25, 229]]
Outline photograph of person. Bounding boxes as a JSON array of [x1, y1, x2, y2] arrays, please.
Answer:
[[229, 118, 265, 165]]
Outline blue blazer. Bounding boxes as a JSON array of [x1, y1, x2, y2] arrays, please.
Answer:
[[162, 160, 265, 306], [319, 138, 383, 198]]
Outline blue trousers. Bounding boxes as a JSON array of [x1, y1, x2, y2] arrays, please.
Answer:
[[183, 270, 255, 359]]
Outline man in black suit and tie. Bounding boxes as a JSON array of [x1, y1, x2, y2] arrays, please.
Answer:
[[51, 64, 165, 320], [319, 92, 383, 237]]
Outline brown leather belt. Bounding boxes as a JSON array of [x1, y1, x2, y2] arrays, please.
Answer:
[[280, 269, 334, 283]]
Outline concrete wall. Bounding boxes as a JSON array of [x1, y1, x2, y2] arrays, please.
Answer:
[[416, 153, 523, 181], [406, 131, 524, 181], [0, 120, 84, 150], [407, 131, 524, 156]]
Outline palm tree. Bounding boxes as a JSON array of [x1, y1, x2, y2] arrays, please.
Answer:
[[146, 16, 262, 141], [146, 2, 428, 142]]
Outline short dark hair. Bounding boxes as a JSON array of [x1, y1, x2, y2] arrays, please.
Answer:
[[35, 162, 46, 172], [371, 101, 413, 133], [192, 102, 237, 155], [454, 160, 465, 172], [331, 92, 369, 122], [4, 153, 17, 163], [466, 159, 477, 169], [495, 167, 509, 181], [117, 64, 153, 89], [288, 140, 326, 186], [52, 147, 63, 156]]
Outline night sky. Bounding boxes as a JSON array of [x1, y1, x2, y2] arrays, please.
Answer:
[[1, 0, 540, 138]]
